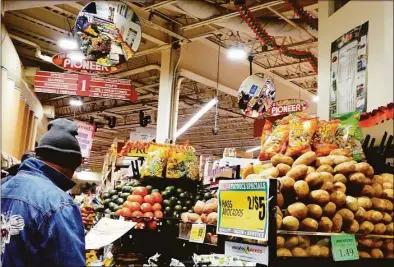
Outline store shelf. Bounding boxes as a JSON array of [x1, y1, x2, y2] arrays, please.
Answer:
[[277, 230, 394, 239], [116, 156, 143, 167], [177, 237, 218, 246]]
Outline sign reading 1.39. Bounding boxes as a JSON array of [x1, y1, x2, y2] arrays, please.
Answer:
[[217, 180, 269, 241]]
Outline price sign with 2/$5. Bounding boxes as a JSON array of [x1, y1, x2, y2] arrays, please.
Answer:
[[331, 235, 359, 261], [217, 180, 269, 241]]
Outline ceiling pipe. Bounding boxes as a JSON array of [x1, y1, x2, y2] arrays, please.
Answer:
[[8, 34, 52, 62], [114, 64, 161, 78]]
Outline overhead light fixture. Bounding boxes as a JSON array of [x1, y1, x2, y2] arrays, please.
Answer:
[[70, 98, 83, 107], [227, 45, 247, 60], [312, 95, 320, 102], [58, 38, 78, 50], [246, 146, 261, 153], [175, 98, 218, 138]]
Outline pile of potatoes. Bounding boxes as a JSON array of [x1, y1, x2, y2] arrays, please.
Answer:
[[277, 235, 331, 258], [357, 237, 393, 258], [271, 150, 393, 237]]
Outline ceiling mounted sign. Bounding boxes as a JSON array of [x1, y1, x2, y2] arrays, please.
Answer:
[[238, 73, 277, 118], [268, 99, 309, 116]]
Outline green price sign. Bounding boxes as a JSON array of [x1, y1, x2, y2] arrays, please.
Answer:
[[331, 235, 359, 261]]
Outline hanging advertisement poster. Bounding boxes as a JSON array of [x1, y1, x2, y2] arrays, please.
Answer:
[[330, 21, 369, 119], [74, 120, 95, 158], [217, 180, 269, 241], [238, 73, 277, 118]]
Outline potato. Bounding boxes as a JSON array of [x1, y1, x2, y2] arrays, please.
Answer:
[[294, 181, 310, 198], [358, 238, 373, 247], [366, 166, 374, 177], [355, 207, 366, 222], [384, 239, 394, 251], [321, 182, 334, 192], [277, 215, 283, 229], [359, 251, 371, 258], [337, 208, 355, 222], [316, 157, 334, 167], [277, 206, 283, 218], [349, 172, 366, 184], [330, 191, 346, 206], [279, 176, 295, 191], [372, 197, 386, 211], [277, 163, 292, 176], [370, 248, 384, 258], [282, 216, 299, 231], [323, 202, 337, 217], [384, 199, 393, 211], [361, 185, 375, 198], [332, 213, 343, 233], [372, 183, 383, 198], [277, 192, 284, 207], [284, 236, 299, 248], [334, 162, 356, 174], [386, 222, 393, 234], [355, 162, 371, 175], [365, 210, 383, 223], [373, 223, 387, 234], [359, 221, 374, 234], [293, 151, 317, 166], [320, 246, 330, 257], [288, 203, 308, 219], [316, 165, 334, 174], [277, 248, 292, 257], [260, 167, 279, 178], [307, 204, 323, 219], [301, 218, 318, 231], [333, 173, 347, 183], [327, 155, 350, 165], [277, 236, 285, 248], [386, 252, 394, 258], [383, 182, 393, 190], [364, 177, 372, 185], [371, 239, 383, 248], [344, 219, 359, 233], [272, 154, 294, 166], [306, 245, 321, 257], [310, 190, 330, 204], [297, 236, 311, 249], [333, 182, 346, 193], [319, 217, 333, 232], [320, 172, 334, 183], [382, 212, 392, 223], [345, 196, 359, 212], [291, 247, 308, 257], [358, 197, 372, 209], [381, 173, 393, 183], [305, 172, 323, 186], [372, 175, 384, 184], [307, 166, 316, 175], [261, 163, 273, 170], [330, 148, 351, 157], [287, 165, 308, 180], [383, 189, 394, 200]]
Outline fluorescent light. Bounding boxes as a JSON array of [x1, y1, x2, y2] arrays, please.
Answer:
[[175, 98, 218, 138], [58, 38, 78, 50], [227, 46, 247, 60], [312, 95, 319, 102], [70, 98, 83, 107], [68, 52, 85, 62], [246, 146, 261, 153]]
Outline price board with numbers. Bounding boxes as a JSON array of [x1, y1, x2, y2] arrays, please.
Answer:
[[331, 234, 359, 261], [189, 224, 206, 243], [217, 180, 269, 241]]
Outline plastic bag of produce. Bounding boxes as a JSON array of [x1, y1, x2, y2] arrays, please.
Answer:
[[313, 120, 340, 156], [141, 145, 170, 178], [259, 124, 290, 161], [332, 111, 365, 161], [285, 117, 318, 157]]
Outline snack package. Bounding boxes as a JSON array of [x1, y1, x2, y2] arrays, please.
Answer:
[[276, 112, 311, 126], [184, 149, 199, 180], [140, 145, 170, 178], [313, 120, 340, 156], [332, 111, 365, 161], [259, 124, 290, 161], [285, 117, 318, 157], [260, 120, 273, 149], [166, 147, 199, 180]]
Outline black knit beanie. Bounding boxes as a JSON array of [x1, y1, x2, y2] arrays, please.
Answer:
[[36, 119, 82, 169]]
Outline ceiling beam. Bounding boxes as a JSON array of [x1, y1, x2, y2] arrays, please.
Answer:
[[43, 6, 77, 19], [286, 73, 317, 81], [142, 0, 178, 11], [7, 26, 58, 46], [266, 59, 310, 70]]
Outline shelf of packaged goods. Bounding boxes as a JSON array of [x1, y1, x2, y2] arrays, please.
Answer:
[[277, 230, 394, 239]]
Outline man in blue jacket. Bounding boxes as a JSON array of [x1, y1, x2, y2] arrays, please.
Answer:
[[1, 119, 85, 267]]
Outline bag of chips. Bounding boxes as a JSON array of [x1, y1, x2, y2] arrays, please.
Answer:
[[166, 147, 199, 180], [259, 124, 290, 161], [285, 117, 318, 157], [141, 145, 170, 178], [313, 120, 340, 156], [260, 120, 273, 149]]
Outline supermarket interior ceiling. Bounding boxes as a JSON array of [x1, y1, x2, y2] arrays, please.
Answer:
[[3, 0, 318, 168]]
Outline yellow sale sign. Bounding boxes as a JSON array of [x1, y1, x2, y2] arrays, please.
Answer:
[[217, 180, 269, 241]]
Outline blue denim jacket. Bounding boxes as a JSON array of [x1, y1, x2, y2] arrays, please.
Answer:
[[1, 158, 85, 267]]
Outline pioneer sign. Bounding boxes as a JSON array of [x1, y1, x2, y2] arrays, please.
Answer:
[[268, 99, 309, 116]]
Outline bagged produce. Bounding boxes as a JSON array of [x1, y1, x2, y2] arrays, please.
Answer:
[[141, 145, 170, 178], [259, 124, 289, 161], [313, 120, 340, 156], [285, 117, 318, 157]]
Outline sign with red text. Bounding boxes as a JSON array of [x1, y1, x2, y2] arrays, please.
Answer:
[[34, 71, 137, 101], [268, 99, 309, 116], [74, 120, 95, 158]]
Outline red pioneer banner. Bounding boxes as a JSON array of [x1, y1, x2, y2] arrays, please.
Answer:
[[34, 71, 137, 101]]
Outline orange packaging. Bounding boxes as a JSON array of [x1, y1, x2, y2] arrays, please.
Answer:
[[260, 120, 273, 149], [285, 117, 318, 157], [313, 120, 340, 156], [259, 124, 289, 161]]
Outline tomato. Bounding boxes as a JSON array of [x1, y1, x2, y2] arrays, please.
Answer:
[[115, 209, 122, 216], [131, 211, 143, 222], [151, 192, 163, 203], [152, 203, 162, 212], [143, 195, 155, 205], [140, 203, 152, 213], [135, 222, 146, 230], [147, 221, 158, 230], [121, 208, 132, 217], [124, 201, 141, 212], [154, 210, 163, 219], [143, 212, 154, 222], [127, 195, 143, 204], [133, 187, 148, 197]]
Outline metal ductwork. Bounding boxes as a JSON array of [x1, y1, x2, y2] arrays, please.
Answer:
[[8, 34, 52, 62], [113, 64, 161, 78]]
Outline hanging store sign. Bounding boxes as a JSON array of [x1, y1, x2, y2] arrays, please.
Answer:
[[74, 120, 95, 158], [268, 99, 309, 116], [34, 71, 137, 101], [217, 180, 269, 241]]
